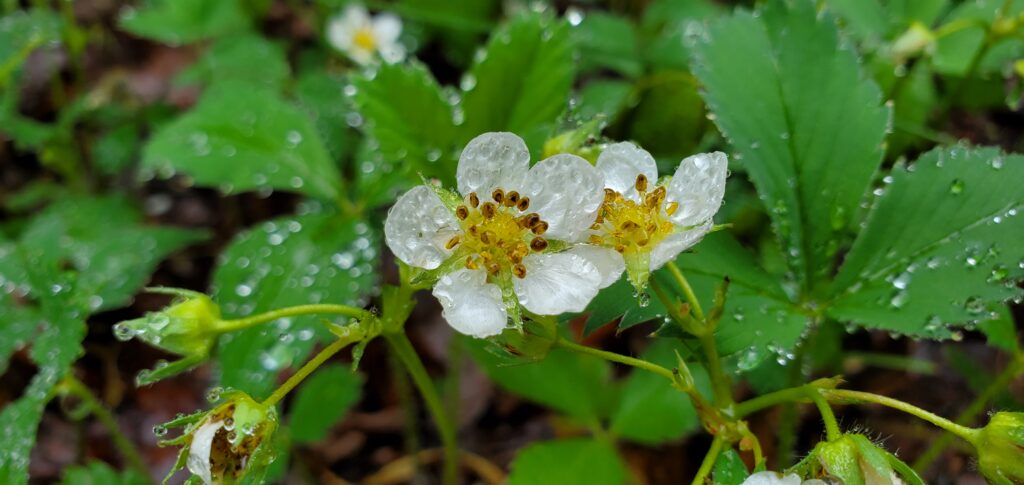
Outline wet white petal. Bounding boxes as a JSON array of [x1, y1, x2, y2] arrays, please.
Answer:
[[384, 185, 461, 270], [666, 151, 727, 227], [379, 42, 406, 64], [514, 251, 603, 315], [187, 419, 224, 485], [432, 269, 508, 338], [596, 142, 658, 202], [649, 222, 712, 270], [525, 154, 604, 241], [372, 13, 402, 43], [327, 5, 369, 51], [740, 471, 802, 485], [568, 245, 624, 289], [456, 132, 531, 199]]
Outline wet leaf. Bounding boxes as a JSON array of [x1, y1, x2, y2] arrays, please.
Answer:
[[60, 461, 149, 485], [0, 9, 60, 85], [288, 364, 363, 443], [572, 12, 641, 78], [507, 438, 626, 485], [119, 0, 250, 44], [176, 32, 290, 91]]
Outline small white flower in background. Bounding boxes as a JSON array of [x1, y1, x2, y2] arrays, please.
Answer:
[[384, 132, 622, 338], [741, 472, 829, 485], [327, 4, 405, 65], [588, 142, 727, 293]]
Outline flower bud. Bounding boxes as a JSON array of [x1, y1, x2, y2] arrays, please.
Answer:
[[161, 390, 279, 485], [975, 411, 1024, 484], [114, 288, 222, 358], [809, 434, 915, 485], [891, 22, 935, 62]]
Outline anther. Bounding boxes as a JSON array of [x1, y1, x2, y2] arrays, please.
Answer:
[[445, 235, 460, 250], [620, 221, 639, 231], [615, 244, 627, 253], [521, 213, 540, 228], [492, 188, 505, 203], [513, 264, 527, 278], [465, 256, 478, 270], [530, 237, 548, 252], [486, 262, 500, 274], [645, 192, 658, 208], [635, 174, 648, 193], [517, 197, 530, 211], [604, 188, 617, 201], [469, 192, 479, 208], [646, 223, 658, 234], [588, 235, 603, 244], [506, 191, 520, 207], [468, 224, 478, 235], [480, 231, 492, 244], [653, 186, 666, 202], [531, 221, 548, 235], [456, 205, 469, 220], [481, 202, 497, 218], [666, 202, 679, 216]]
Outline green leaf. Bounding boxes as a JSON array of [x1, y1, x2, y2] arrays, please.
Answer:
[[692, 0, 890, 292], [625, 70, 705, 159], [572, 13, 641, 78], [60, 461, 149, 485], [712, 449, 750, 485], [176, 33, 290, 91], [93, 125, 140, 175], [289, 364, 363, 443], [350, 61, 457, 188], [829, 146, 1024, 338], [466, 339, 614, 421], [294, 69, 355, 162], [609, 339, 702, 444], [580, 277, 667, 335], [574, 80, 632, 122], [0, 9, 60, 85], [212, 205, 378, 398], [932, 0, 1019, 76], [119, 0, 250, 44], [639, 0, 719, 71], [827, 0, 891, 42], [459, 13, 573, 145], [507, 438, 627, 485], [978, 305, 1020, 354], [142, 82, 343, 201]]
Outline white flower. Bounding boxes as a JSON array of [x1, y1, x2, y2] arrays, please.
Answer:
[[740, 472, 805, 485], [326, 4, 405, 65], [187, 419, 223, 485], [384, 132, 620, 338], [588, 142, 727, 292]]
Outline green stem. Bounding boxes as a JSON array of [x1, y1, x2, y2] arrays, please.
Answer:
[[691, 436, 725, 485], [262, 335, 357, 407], [735, 386, 812, 418], [698, 333, 733, 407], [912, 356, 1024, 471], [823, 389, 980, 442], [808, 390, 841, 441], [554, 338, 676, 382], [386, 331, 459, 485], [666, 262, 705, 322], [217, 304, 370, 333], [57, 376, 151, 481]]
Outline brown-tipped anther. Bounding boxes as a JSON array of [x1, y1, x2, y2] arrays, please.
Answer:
[[530, 237, 548, 252], [468, 192, 480, 208], [521, 213, 540, 228], [590, 223, 601, 230], [588, 235, 603, 245], [638, 238, 649, 247], [604, 188, 616, 199], [486, 262, 500, 275], [513, 264, 527, 279], [666, 202, 679, 216], [615, 244, 627, 253], [653, 186, 667, 202], [645, 192, 658, 208], [491, 188, 505, 203], [620, 221, 639, 231], [483, 231, 497, 245], [635, 174, 648, 193], [468, 224, 478, 235], [456, 205, 469, 220], [465, 255, 478, 270], [505, 191, 519, 206], [531, 221, 549, 235], [646, 223, 658, 234], [445, 235, 460, 250], [481, 202, 497, 218], [509, 251, 523, 264], [517, 197, 530, 211], [480, 250, 493, 261]]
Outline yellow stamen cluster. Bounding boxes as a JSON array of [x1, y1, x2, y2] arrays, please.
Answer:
[[352, 27, 376, 51], [449, 188, 549, 279], [590, 174, 678, 254]]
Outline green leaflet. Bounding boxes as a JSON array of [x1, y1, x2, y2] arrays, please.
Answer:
[[119, 0, 250, 44], [288, 364, 363, 443], [506, 438, 627, 485]]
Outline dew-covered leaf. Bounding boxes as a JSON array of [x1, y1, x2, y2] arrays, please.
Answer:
[[625, 70, 705, 159], [458, 12, 574, 149], [573, 80, 632, 122], [289, 364, 363, 443], [294, 69, 356, 162], [507, 438, 626, 485], [978, 305, 1020, 354], [572, 12, 641, 78], [609, 339, 705, 444], [639, 0, 719, 71], [932, 0, 1021, 76], [350, 61, 458, 188], [579, 277, 668, 335], [0, 9, 60, 85], [212, 205, 378, 398], [118, 0, 250, 44], [829, 146, 1024, 338], [142, 81, 342, 201], [176, 33, 290, 91], [60, 461, 150, 485], [466, 338, 614, 421], [93, 124, 140, 175], [712, 449, 750, 485], [691, 0, 889, 292]]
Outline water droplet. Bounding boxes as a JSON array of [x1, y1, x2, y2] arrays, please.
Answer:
[[950, 179, 965, 195]]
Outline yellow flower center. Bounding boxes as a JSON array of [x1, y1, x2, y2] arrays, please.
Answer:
[[353, 27, 376, 51], [447, 188, 549, 279], [589, 174, 678, 255]]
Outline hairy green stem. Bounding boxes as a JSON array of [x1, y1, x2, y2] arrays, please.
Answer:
[[808, 390, 841, 441], [57, 376, 151, 481], [218, 304, 370, 333], [699, 333, 734, 407], [262, 334, 357, 407], [691, 436, 725, 485], [666, 262, 705, 322], [555, 338, 675, 381], [386, 331, 459, 485], [823, 389, 979, 442], [735, 386, 812, 418]]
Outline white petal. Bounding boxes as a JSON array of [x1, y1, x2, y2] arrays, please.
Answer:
[[379, 42, 406, 63], [187, 419, 224, 485], [341, 4, 370, 29], [326, 16, 353, 51], [514, 251, 603, 315], [372, 13, 402, 43], [568, 245, 624, 289], [384, 185, 461, 270], [740, 471, 802, 485], [649, 222, 712, 270], [666, 151, 727, 227], [456, 132, 531, 199], [432, 269, 508, 338], [524, 154, 604, 241], [596, 142, 658, 202]]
